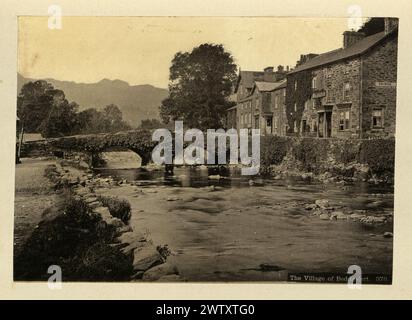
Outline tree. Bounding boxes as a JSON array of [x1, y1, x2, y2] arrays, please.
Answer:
[[102, 104, 131, 132], [160, 43, 237, 130], [138, 118, 163, 130], [17, 81, 78, 137], [358, 18, 385, 36], [17, 80, 55, 133]]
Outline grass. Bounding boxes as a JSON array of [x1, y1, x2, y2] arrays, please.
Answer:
[[14, 192, 133, 281]]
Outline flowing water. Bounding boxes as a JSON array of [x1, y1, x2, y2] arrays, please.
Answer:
[[95, 166, 393, 282]]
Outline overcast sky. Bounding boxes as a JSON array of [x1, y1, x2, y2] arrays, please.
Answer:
[[19, 16, 359, 88]]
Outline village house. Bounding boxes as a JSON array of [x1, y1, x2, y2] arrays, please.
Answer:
[[227, 66, 287, 134], [285, 17, 398, 138]]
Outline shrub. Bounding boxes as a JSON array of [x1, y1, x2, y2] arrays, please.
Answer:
[[14, 195, 131, 281], [99, 196, 132, 223], [260, 135, 290, 167], [359, 138, 395, 175], [291, 138, 329, 173], [329, 139, 360, 164]]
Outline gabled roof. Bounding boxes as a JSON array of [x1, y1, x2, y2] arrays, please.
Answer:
[[289, 29, 397, 74], [234, 71, 264, 93], [253, 79, 287, 93]]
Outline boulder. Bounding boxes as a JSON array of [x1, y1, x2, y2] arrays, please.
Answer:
[[142, 262, 179, 281], [106, 217, 125, 228], [360, 216, 387, 224], [330, 211, 347, 220], [84, 196, 98, 204], [93, 206, 112, 220], [132, 244, 164, 271], [350, 213, 367, 220], [88, 201, 102, 209], [315, 199, 330, 209], [319, 213, 330, 220], [304, 204, 317, 211], [119, 232, 148, 255]]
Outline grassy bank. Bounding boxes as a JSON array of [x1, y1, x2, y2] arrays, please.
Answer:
[[14, 189, 133, 281]]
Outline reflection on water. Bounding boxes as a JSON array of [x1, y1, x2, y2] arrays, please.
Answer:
[[95, 166, 394, 281]]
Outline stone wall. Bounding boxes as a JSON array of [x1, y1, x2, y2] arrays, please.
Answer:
[[317, 58, 362, 138], [361, 33, 398, 138]]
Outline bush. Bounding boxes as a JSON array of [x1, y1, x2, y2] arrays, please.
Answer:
[[260, 135, 290, 167], [329, 139, 360, 164], [14, 194, 132, 281], [99, 196, 132, 223], [291, 138, 329, 173], [359, 138, 395, 175]]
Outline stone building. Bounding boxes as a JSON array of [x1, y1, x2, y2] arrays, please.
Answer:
[[285, 18, 398, 138], [270, 80, 288, 136], [227, 66, 287, 133]]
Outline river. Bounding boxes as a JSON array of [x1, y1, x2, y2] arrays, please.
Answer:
[[95, 165, 393, 282]]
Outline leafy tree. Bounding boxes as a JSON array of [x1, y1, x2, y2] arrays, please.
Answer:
[[358, 18, 385, 36], [17, 80, 55, 133], [160, 43, 237, 130], [138, 118, 163, 130], [17, 81, 78, 137]]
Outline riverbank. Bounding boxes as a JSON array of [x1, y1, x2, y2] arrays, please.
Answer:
[[14, 158, 182, 281], [14, 158, 60, 257]]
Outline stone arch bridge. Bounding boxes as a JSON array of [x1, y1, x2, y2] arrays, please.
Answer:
[[23, 130, 158, 167]]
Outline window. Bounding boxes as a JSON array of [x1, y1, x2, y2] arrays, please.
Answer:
[[255, 96, 259, 109], [295, 81, 298, 91], [294, 103, 297, 112], [294, 120, 298, 133], [339, 109, 350, 131], [343, 83, 351, 101], [304, 99, 312, 111], [274, 96, 278, 109], [301, 120, 307, 133], [255, 116, 260, 129], [274, 116, 278, 129], [283, 89, 286, 98], [312, 76, 317, 89], [372, 108, 384, 128], [312, 119, 317, 132]]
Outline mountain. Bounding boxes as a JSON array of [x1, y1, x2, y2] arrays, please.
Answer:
[[17, 74, 169, 126]]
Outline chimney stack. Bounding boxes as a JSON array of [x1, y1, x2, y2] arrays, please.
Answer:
[[384, 17, 399, 35], [264, 66, 274, 73], [277, 65, 284, 73], [343, 31, 365, 48]]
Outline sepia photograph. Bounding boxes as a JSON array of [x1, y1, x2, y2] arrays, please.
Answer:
[[13, 15, 397, 284]]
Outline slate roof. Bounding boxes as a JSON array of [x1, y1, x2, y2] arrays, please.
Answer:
[[234, 71, 265, 92], [254, 79, 287, 93], [289, 29, 397, 74]]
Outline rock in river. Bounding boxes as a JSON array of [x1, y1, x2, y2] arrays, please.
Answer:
[[319, 213, 330, 220], [142, 262, 179, 281], [132, 244, 164, 271], [315, 199, 330, 209]]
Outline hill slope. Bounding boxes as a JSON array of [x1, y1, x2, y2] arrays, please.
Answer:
[[17, 74, 169, 126]]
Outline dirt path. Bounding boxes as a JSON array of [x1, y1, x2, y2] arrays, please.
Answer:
[[14, 158, 59, 256]]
